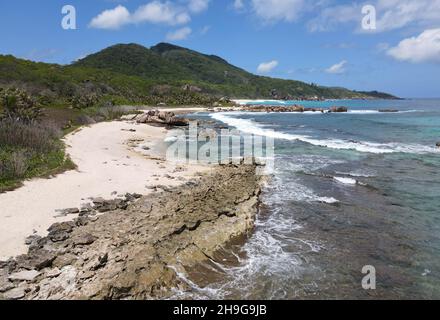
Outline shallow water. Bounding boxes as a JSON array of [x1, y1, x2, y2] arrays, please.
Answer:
[[180, 99, 440, 299]]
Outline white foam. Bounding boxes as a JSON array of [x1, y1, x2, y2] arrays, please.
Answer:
[[333, 177, 357, 185], [317, 196, 340, 204], [211, 112, 439, 155], [335, 170, 375, 178], [164, 136, 178, 143]]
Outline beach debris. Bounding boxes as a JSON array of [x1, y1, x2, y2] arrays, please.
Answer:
[[120, 114, 138, 121]]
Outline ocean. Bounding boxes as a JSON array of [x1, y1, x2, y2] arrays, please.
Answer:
[[179, 99, 440, 299]]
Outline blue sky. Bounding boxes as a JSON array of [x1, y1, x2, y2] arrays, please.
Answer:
[[1, 0, 440, 98]]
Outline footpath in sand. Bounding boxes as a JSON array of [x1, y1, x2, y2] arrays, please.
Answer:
[[0, 120, 208, 260]]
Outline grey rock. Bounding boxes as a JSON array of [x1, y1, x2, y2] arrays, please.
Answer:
[[15, 250, 56, 271], [49, 231, 70, 242], [24, 235, 42, 246], [45, 268, 62, 278], [74, 216, 90, 227], [9, 270, 40, 282], [79, 271, 95, 280], [329, 106, 348, 113], [53, 254, 77, 269], [91, 253, 108, 271], [0, 275, 14, 292], [48, 221, 75, 234], [73, 234, 98, 246], [3, 287, 25, 300], [136, 110, 189, 127], [65, 208, 80, 214], [91, 197, 106, 205]]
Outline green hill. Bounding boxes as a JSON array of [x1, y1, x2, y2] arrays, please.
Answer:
[[0, 42, 398, 109]]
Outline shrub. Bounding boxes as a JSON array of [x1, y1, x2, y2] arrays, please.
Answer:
[[94, 105, 141, 120], [0, 120, 61, 153], [0, 88, 43, 123], [8, 150, 28, 178], [70, 92, 100, 109], [0, 119, 68, 190]]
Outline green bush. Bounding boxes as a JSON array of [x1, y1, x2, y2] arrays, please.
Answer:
[[0, 119, 71, 191], [0, 88, 43, 123]]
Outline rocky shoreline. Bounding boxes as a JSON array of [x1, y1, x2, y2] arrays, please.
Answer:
[[0, 164, 263, 300]]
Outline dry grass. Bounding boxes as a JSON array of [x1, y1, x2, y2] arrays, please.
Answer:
[[0, 120, 71, 192], [0, 120, 61, 153]]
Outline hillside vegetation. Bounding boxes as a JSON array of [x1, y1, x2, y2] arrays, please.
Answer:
[[0, 43, 397, 191], [0, 42, 397, 110]]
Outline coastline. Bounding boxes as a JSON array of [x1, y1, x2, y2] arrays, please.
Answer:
[[0, 110, 265, 300], [0, 163, 263, 300], [0, 117, 209, 260]]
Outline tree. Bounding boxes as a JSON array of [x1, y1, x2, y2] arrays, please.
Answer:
[[0, 88, 43, 123]]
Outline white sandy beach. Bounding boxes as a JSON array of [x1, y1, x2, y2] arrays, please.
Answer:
[[0, 119, 209, 260]]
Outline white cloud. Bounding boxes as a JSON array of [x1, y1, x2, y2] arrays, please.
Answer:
[[187, 0, 210, 13], [257, 60, 279, 73], [89, 5, 131, 29], [90, 1, 211, 30], [307, 4, 360, 32], [251, 0, 306, 23], [325, 60, 348, 74], [387, 28, 440, 63], [308, 0, 440, 33], [132, 1, 190, 25], [233, 0, 245, 11], [166, 27, 192, 41], [375, 0, 440, 32]]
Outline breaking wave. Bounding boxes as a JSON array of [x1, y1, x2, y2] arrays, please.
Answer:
[[211, 112, 438, 155]]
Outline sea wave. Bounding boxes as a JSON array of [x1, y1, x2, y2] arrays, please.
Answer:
[[211, 112, 439, 155], [333, 177, 357, 185]]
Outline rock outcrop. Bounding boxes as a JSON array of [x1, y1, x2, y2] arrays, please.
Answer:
[[329, 106, 348, 113], [136, 110, 189, 126], [241, 105, 325, 113], [0, 165, 262, 300]]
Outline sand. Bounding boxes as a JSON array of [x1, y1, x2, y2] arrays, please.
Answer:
[[0, 120, 209, 260]]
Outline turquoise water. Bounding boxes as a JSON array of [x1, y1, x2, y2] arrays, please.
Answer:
[[184, 99, 440, 299]]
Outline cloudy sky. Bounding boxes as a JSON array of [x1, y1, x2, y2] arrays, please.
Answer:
[[1, 0, 440, 97]]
